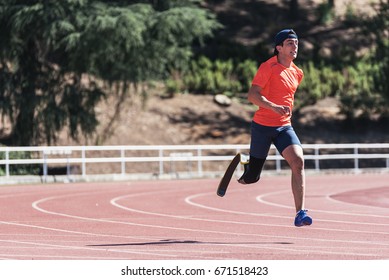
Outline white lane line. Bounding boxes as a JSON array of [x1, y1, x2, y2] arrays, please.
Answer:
[[1, 188, 209, 259], [184, 190, 389, 227], [110, 191, 389, 245], [325, 190, 389, 211], [0, 220, 180, 259], [32, 194, 389, 248], [256, 189, 389, 220], [0, 239, 178, 258], [0, 254, 125, 260], [27, 186, 389, 258], [0, 220, 158, 241], [112, 191, 389, 235], [2, 180, 387, 260]]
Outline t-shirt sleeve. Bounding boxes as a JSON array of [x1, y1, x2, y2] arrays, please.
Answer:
[[294, 65, 304, 84], [299, 69, 304, 84], [251, 62, 272, 88]]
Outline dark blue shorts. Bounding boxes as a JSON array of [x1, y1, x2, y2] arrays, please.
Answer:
[[250, 121, 302, 159]]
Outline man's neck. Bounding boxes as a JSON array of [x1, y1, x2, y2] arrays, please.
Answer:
[[277, 55, 293, 68]]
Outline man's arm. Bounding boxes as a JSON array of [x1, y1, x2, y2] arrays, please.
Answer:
[[248, 85, 290, 116]]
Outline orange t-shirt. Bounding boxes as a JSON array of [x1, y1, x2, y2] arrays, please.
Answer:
[[251, 56, 304, 127]]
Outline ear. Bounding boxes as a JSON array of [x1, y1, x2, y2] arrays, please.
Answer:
[[276, 45, 282, 53]]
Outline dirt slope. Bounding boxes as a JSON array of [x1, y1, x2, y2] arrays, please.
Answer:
[[57, 92, 389, 147]]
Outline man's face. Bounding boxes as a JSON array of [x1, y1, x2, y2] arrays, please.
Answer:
[[278, 38, 299, 59]]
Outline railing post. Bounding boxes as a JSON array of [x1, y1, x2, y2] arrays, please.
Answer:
[[81, 148, 86, 177], [43, 152, 48, 183], [276, 149, 281, 172], [121, 149, 125, 176], [197, 148, 203, 177], [315, 146, 320, 171], [354, 145, 359, 172], [5, 148, 10, 177], [236, 148, 241, 174], [66, 156, 70, 180], [159, 149, 164, 175]]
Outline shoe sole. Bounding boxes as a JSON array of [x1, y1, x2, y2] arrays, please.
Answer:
[[295, 218, 312, 227]]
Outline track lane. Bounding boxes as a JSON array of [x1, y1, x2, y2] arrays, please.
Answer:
[[0, 174, 388, 259]]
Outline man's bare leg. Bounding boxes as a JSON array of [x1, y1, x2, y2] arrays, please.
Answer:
[[282, 144, 305, 212]]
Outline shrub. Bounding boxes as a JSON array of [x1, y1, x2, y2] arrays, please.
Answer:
[[297, 62, 345, 108], [166, 56, 258, 97], [298, 59, 385, 119], [236, 59, 259, 92], [338, 60, 383, 119]]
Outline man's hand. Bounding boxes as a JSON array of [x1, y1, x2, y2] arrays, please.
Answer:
[[272, 105, 291, 116], [247, 86, 291, 117]]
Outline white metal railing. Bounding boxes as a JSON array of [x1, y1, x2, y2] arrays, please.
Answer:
[[1, 143, 389, 182]]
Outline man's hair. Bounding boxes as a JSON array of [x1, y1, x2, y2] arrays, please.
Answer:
[[273, 43, 283, 56], [273, 29, 298, 56]]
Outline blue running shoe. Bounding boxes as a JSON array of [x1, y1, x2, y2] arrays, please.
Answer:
[[294, 210, 312, 227]]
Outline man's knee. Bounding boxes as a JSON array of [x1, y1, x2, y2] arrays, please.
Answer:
[[290, 156, 304, 171], [282, 145, 305, 171]]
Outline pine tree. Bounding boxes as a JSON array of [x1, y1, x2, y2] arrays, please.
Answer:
[[0, 0, 220, 146]]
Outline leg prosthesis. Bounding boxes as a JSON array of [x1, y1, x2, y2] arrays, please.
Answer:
[[238, 155, 266, 184]]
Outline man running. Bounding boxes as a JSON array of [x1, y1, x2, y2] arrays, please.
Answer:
[[238, 29, 312, 227]]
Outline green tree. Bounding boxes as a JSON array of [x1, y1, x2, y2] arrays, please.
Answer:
[[0, 0, 104, 146], [364, 0, 389, 111], [0, 0, 219, 146]]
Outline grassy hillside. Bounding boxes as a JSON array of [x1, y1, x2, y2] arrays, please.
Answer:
[[202, 0, 378, 62], [59, 0, 388, 147]]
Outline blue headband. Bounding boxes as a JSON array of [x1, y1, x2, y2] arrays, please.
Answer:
[[274, 29, 298, 46]]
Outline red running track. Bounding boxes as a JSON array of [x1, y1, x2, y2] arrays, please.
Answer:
[[1, 173, 389, 260]]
